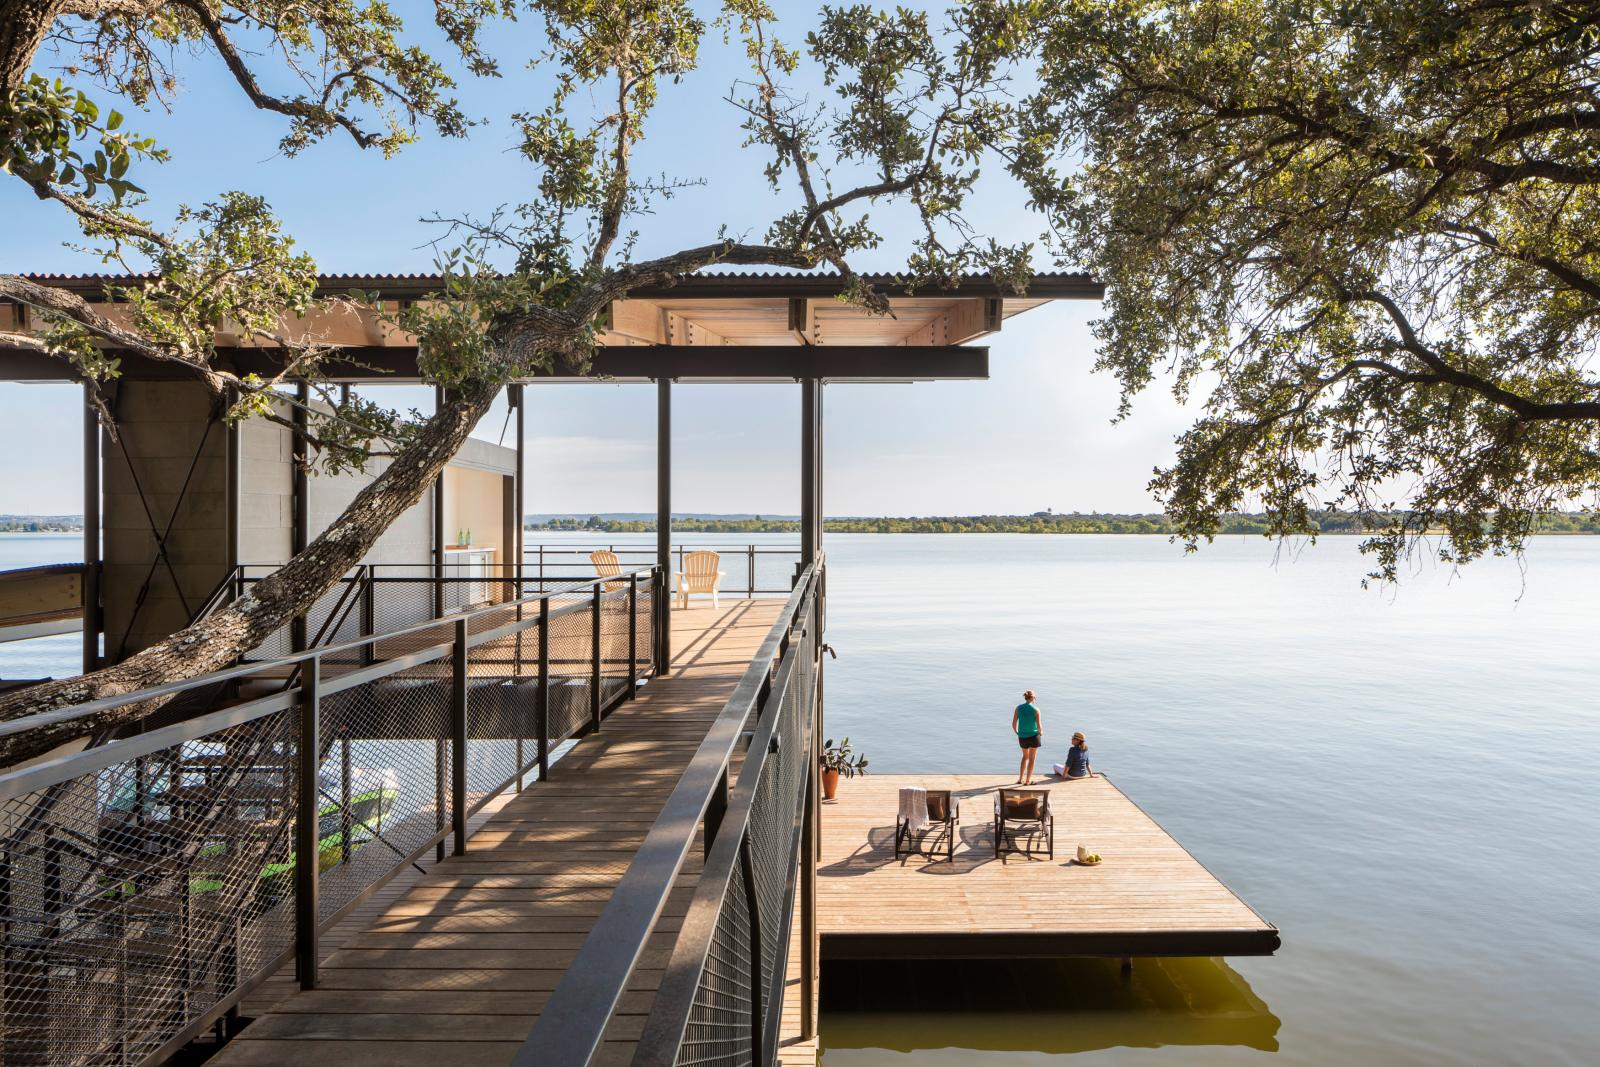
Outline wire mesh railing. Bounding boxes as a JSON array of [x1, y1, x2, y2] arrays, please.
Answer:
[[513, 558, 824, 1067], [0, 566, 665, 1067]]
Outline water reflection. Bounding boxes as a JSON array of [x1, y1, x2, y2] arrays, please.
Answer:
[[820, 957, 1279, 1061]]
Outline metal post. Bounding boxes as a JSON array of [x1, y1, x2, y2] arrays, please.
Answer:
[[82, 385, 100, 673], [590, 581, 603, 730], [537, 596, 550, 779], [627, 572, 638, 697], [452, 617, 469, 855], [339, 733, 353, 864], [434, 737, 446, 863], [748, 544, 755, 597], [819, 382, 832, 559], [739, 837, 764, 1064], [433, 385, 446, 619], [653, 566, 667, 675], [291, 381, 309, 652], [705, 767, 729, 857], [361, 565, 376, 666], [656, 377, 672, 672], [513, 383, 525, 580], [801, 378, 820, 566], [295, 656, 321, 989]]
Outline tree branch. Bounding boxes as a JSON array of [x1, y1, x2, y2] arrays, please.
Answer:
[[1341, 286, 1600, 421]]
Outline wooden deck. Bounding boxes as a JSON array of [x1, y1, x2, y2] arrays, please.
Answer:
[[818, 774, 1278, 959], [211, 597, 797, 1067]]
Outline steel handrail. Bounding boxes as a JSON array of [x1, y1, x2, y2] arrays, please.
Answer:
[[511, 557, 822, 1067], [0, 568, 653, 745], [634, 593, 815, 1064]]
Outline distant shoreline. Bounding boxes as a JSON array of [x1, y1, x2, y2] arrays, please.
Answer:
[[527, 513, 1600, 536]]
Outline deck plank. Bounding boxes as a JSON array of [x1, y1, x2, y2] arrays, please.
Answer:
[[818, 774, 1278, 959], [214, 598, 785, 1066]]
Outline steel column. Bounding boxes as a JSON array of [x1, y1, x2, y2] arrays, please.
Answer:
[[82, 385, 100, 674], [513, 384, 525, 587], [801, 378, 822, 565], [433, 385, 447, 620], [291, 381, 309, 652], [656, 378, 672, 671], [818, 381, 825, 557], [452, 617, 469, 855], [294, 656, 321, 989]]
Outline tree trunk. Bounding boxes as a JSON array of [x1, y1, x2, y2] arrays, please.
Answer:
[[0, 377, 503, 765], [0, 0, 62, 90]]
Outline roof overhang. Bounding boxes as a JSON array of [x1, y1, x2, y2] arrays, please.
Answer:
[[0, 270, 1100, 384]]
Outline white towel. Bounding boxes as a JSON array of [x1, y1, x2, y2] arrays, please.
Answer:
[[897, 786, 929, 834]]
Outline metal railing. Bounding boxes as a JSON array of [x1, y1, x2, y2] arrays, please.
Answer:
[[516, 557, 824, 1067], [191, 563, 546, 664], [0, 566, 664, 1067], [524, 542, 803, 596]]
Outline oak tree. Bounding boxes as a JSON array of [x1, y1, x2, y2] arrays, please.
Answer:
[[0, 0, 1046, 761], [1030, 0, 1600, 581]]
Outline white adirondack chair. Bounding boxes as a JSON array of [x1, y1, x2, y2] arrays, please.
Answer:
[[676, 550, 726, 609]]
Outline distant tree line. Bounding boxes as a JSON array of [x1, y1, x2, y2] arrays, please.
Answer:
[[0, 516, 83, 533], [528, 512, 1600, 536]]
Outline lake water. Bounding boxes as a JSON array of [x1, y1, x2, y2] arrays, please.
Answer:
[[3, 530, 1597, 1065]]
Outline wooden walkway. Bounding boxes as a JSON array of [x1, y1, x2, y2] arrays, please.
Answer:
[[212, 598, 795, 1067], [818, 774, 1278, 959]]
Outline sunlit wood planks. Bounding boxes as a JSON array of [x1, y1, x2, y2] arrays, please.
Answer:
[[211, 598, 786, 1067], [818, 774, 1279, 960]]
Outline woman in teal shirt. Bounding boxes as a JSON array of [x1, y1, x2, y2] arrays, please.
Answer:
[[1012, 690, 1043, 785]]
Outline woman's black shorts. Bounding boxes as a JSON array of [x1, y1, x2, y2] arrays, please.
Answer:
[[1018, 734, 1041, 750]]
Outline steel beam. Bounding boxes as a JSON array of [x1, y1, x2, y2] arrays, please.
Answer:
[[0, 345, 990, 383]]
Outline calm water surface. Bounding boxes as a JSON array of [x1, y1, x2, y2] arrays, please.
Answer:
[[818, 534, 1600, 1067], [3, 530, 1597, 1064]]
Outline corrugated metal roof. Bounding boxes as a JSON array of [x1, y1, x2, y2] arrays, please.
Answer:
[[15, 269, 1100, 300]]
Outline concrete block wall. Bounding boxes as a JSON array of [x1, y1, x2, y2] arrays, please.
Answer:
[[239, 411, 293, 566]]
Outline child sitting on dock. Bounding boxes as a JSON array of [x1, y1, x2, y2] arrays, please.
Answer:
[[1052, 732, 1094, 779], [1012, 690, 1042, 785]]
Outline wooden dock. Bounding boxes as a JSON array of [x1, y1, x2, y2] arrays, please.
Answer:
[[211, 598, 793, 1067], [818, 774, 1278, 959]]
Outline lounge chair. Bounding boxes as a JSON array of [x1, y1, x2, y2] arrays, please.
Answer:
[[589, 550, 628, 591], [894, 788, 960, 860], [675, 550, 725, 608], [993, 788, 1053, 859]]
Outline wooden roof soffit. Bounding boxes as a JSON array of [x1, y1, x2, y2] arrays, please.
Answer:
[[598, 294, 1007, 349]]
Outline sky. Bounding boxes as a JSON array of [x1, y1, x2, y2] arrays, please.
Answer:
[[0, 1, 1201, 518]]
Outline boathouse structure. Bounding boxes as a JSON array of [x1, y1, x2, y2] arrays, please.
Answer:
[[0, 271, 1275, 1067]]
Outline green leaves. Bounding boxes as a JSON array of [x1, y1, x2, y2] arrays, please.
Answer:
[[1034, 0, 1600, 580], [0, 77, 164, 209]]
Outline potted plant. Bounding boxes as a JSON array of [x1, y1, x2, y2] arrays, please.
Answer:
[[820, 737, 868, 800]]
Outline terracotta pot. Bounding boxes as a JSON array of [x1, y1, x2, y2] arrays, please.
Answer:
[[822, 768, 841, 800]]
